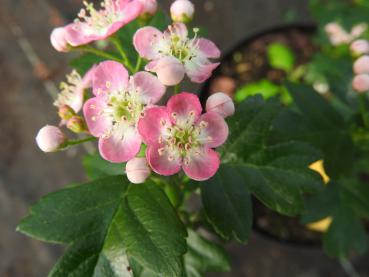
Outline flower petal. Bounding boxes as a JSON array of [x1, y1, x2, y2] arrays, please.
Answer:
[[99, 126, 141, 163], [146, 144, 182, 176], [183, 148, 220, 181], [64, 23, 92, 47], [134, 26, 162, 59], [197, 111, 229, 148], [92, 61, 129, 96], [138, 107, 170, 144], [83, 97, 112, 137], [185, 59, 220, 83], [195, 38, 221, 58], [167, 92, 202, 125], [164, 23, 188, 40], [132, 71, 166, 104]]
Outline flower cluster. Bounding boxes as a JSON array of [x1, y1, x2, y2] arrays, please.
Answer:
[[351, 39, 369, 93], [38, 0, 234, 184], [325, 22, 367, 46]]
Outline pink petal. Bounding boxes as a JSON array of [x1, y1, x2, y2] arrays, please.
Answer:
[[197, 111, 229, 148], [145, 60, 159, 71], [149, 56, 185, 86], [205, 92, 235, 118], [93, 61, 129, 96], [164, 23, 188, 40], [50, 27, 69, 52], [146, 144, 182, 176], [133, 26, 162, 60], [64, 23, 92, 47], [183, 148, 220, 181], [83, 97, 112, 137], [118, 0, 143, 24], [195, 38, 221, 58], [167, 92, 202, 124], [138, 107, 170, 144], [185, 60, 220, 83], [99, 126, 141, 163], [132, 71, 166, 104]]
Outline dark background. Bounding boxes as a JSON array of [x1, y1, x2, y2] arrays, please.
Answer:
[[1, 0, 368, 276]]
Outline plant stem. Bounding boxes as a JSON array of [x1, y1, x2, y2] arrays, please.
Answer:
[[109, 36, 135, 73], [67, 136, 97, 147], [174, 84, 181, 95], [359, 93, 369, 128], [339, 258, 360, 277], [135, 56, 142, 72], [75, 45, 124, 64]]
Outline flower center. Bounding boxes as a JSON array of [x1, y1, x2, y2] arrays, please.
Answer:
[[74, 0, 121, 33]]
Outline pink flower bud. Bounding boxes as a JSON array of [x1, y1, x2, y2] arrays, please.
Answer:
[[353, 55, 369, 74], [325, 23, 342, 35], [50, 27, 69, 52], [66, 116, 87, 133], [170, 0, 195, 23], [352, 74, 369, 93], [36, 125, 67, 152], [206, 92, 235, 118], [351, 40, 369, 56], [139, 0, 158, 18], [151, 56, 185, 86], [126, 157, 151, 184], [351, 23, 368, 38]]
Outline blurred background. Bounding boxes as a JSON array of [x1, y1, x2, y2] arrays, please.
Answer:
[[1, 0, 369, 276]]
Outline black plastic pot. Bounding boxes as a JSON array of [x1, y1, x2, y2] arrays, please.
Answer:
[[200, 23, 322, 247]]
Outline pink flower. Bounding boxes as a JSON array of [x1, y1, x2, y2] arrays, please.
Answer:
[[352, 74, 369, 93], [50, 0, 143, 51], [351, 40, 369, 56], [83, 60, 166, 163], [54, 67, 96, 115], [138, 92, 229, 181], [205, 92, 235, 118], [134, 23, 220, 85], [126, 157, 151, 183], [139, 0, 157, 18], [353, 55, 369, 75], [170, 0, 195, 23], [36, 125, 67, 152]]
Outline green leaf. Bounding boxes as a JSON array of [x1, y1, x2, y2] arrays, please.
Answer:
[[201, 165, 252, 242], [70, 53, 106, 75], [267, 43, 296, 72], [275, 83, 355, 177], [120, 183, 187, 277], [17, 177, 187, 276], [302, 181, 369, 258], [220, 96, 322, 216], [184, 229, 230, 276], [149, 11, 171, 31], [83, 153, 124, 179]]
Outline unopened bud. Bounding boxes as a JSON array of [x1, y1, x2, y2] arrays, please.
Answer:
[[149, 56, 185, 86], [36, 125, 67, 152], [353, 55, 369, 74], [50, 27, 69, 52], [206, 92, 235, 118], [66, 116, 87, 133], [170, 0, 195, 23], [126, 157, 151, 184], [351, 40, 369, 56], [58, 104, 75, 121], [352, 74, 369, 93], [139, 0, 158, 19]]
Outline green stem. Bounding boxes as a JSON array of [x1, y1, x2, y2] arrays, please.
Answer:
[[109, 36, 135, 73], [75, 45, 124, 63], [135, 56, 142, 72], [174, 84, 181, 95], [66, 136, 97, 147], [359, 94, 369, 128]]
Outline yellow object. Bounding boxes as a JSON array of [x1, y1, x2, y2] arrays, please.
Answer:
[[305, 160, 332, 233]]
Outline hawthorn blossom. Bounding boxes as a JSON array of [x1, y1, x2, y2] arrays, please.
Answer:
[[351, 39, 369, 56], [325, 22, 368, 46], [139, 0, 157, 18], [138, 92, 229, 181], [83, 61, 165, 163], [54, 67, 96, 116], [205, 92, 235, 118], [36, 125, 67, 152], [352, 74, 369, 93], [170, 0, 195, 23], [134, 23, 220, 85], [353, 55, 369, 75], [50, 0, 143, 51]]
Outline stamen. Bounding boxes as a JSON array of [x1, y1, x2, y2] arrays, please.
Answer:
[[160, 119, 166, 126], [105, 81, 111, 88], [199, 121, 208, 128], [158, 148, 165, 156], [91, 116, 97, 121]]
